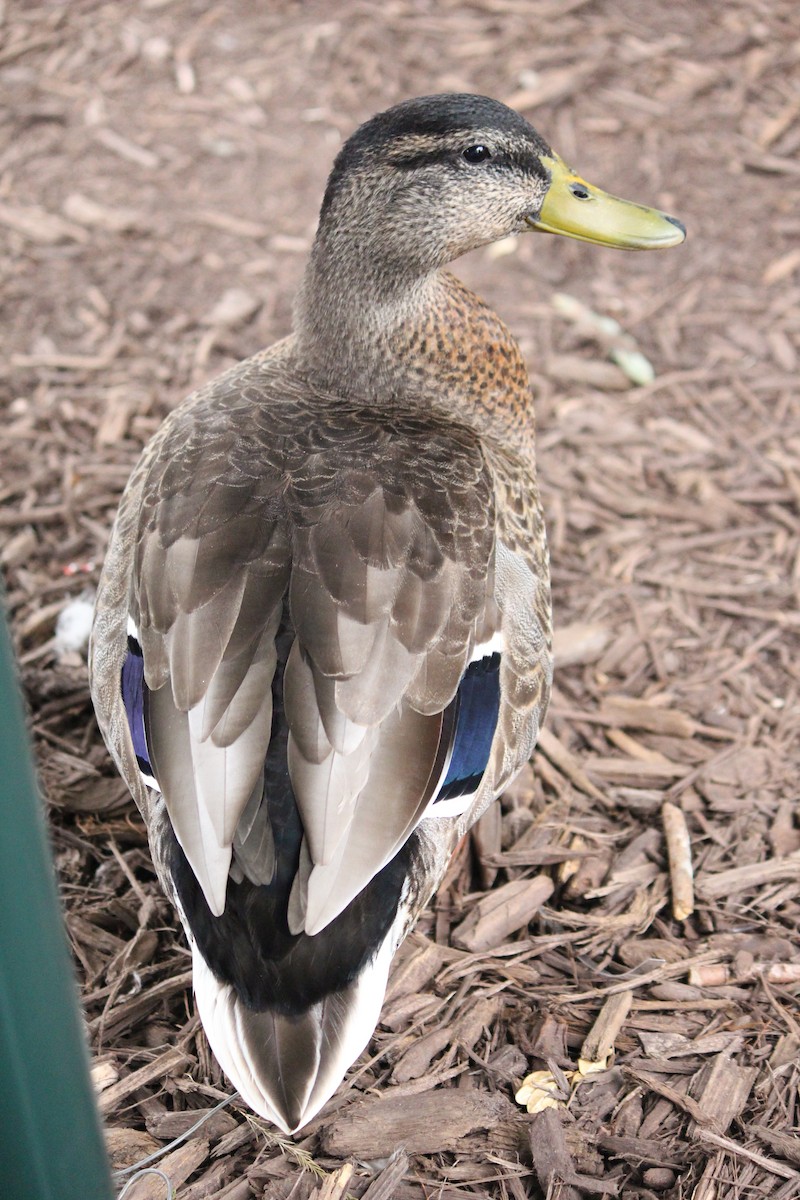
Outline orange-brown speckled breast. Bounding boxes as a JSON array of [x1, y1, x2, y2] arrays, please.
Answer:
[[383, 273, 546, 582], [391, 272, 537, 457]]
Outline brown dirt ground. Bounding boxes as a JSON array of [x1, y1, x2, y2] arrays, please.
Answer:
[[2, 1, 800, 1197]]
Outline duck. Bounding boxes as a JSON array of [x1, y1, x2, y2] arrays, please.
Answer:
[[90, 93, 684, 1135]]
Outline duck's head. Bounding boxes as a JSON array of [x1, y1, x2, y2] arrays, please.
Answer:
[[311, 92, 685, 284]]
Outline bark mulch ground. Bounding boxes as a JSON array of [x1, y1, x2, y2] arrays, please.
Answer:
[[2, 2, 799, 1197]]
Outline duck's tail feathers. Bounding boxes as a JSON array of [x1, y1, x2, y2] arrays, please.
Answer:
[[191, 933, 394, 1134]]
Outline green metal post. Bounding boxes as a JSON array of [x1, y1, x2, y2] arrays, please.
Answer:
[[0, 609, 114, 1199]]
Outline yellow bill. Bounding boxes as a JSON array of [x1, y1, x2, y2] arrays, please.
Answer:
[[528, 152, 686, 250]]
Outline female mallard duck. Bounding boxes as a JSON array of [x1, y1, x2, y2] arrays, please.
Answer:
[[90, 94, 684, 1133]]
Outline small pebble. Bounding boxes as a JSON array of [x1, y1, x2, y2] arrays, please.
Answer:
[[642, 1168, 676, 1190], [203, 287, 261, 328], [55, 592, 95, 657]]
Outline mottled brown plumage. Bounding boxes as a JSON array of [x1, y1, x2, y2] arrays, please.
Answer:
[[90, 93, 684, 1134]]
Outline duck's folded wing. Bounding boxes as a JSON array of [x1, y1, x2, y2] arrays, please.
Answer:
[[133, 486, 292, 916], [127, 405, 528, 930], [282, 482, 495, 934]]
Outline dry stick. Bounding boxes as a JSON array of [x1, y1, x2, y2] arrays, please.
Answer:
[[580, 991, 633, 1067], [697, 1130, 800, 1184], [751, 1126, 800, 1169], [689, 962, 800, 987], [662, 802, 695, 921], [451, 875, 554, 952], [556, 950, 723, 1004], [536, 726, 607, 802], [315, 1163, 354, 1200], [0, 496, 117, 528], [698, 850, 800, 899], [757, 972, 800, 1042], [623, 1067, 712, 1129], [114, 1094, 238, 1180], [359, 1151, 410, 1200], [98, 1046, 191, 1115]]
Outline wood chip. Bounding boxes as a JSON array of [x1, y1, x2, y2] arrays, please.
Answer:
[[86, 969, 193, 1039], [203, 287, 261, 328], [758, 96, 800, 148], [11, 325, 125, 372], [314, 1163, 354, 1200], [359, 1150, 409, 1200], [471, 800, 502, 888], [689, 961, 800, 987], [98, 1046, 191, 1113], [104, 1126, 161, 1170], [599, 696, 696, 738], [586, 757, 690, 784], [94, 126, 160, 168], [552, 620, 612, 666], [529, 1108, 619, 1198], [536, 726, 607, 801], [194, 209, 269, 239], [180, 1157, 236, 1199], [662, 802, 694, 920], [505, 61, 600, 111], [207, 1181, 253, 1200], [122, 1138, 210, 1199], [91, 1059, 120, 1092], [751, 1125, 800, 1168], [688, 1054, 758, 1134], [0, 200, 88, 244], [451, 875, 554, 952], [637, 1031, 740, 1059], [383, 936, 454, 1005], [62, 192, 144, 232], [762, 246, 800, 285], [322, 1089, 519, 1159], [624, 1067, 712, 1128], [392, 996, 500, 1082], [145, 1108, 239, 1143], [546, 353, 632, 390], [697, 1129, 800, 1184], [580, 991, 633, 1069], [698, 850, 800, 899]]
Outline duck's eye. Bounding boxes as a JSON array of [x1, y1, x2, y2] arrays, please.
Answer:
[[462, 144, 492, 164], [569, 182, 591, 200]]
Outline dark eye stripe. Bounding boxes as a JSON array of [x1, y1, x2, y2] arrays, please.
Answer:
[[390, 147, 460, 171]]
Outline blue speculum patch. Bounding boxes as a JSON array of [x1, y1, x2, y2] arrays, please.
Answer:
[[120, 638, 501, 804], [120, 635, 154, 778], [436, 651, 501, 801]]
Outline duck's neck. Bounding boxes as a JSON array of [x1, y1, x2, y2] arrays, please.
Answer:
[[293, 250, 537, 458]]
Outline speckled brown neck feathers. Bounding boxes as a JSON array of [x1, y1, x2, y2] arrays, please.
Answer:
[[294, 269, 537, 457], [397, 273, 535, 450]]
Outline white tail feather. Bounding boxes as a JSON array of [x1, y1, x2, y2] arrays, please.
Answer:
[[192, 930, 394, 1133]]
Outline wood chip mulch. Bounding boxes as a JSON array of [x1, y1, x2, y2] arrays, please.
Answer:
[[2, 2, 798, 1197]]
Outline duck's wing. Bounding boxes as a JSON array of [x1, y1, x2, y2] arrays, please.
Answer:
[[124, 394, 507, 920]]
